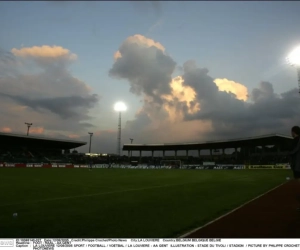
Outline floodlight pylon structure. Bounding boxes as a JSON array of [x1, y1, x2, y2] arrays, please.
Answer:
[[114, 102, 127, 157], [25, 122, 32, 136], [88, 132, 93, 154], [287, 45, 300, 94], [130, 138, 134, 157], [118, 112, 121, 156], [297, 68, 300, 94]]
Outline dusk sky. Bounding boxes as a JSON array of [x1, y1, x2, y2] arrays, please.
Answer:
[[1, 1, 300, 154]]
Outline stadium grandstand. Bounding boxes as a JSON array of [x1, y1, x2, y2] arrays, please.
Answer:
[[0, 133, 293, 167], [0, 132, 86, 164], [123, 134, 293, 166]]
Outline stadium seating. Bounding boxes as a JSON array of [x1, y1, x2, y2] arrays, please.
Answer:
[[0, 149, 72, 164], [0, 148, 290, 165]]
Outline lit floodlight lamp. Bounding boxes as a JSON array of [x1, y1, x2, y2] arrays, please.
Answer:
[[114, 102, 127, 112], [287, 45, 300, 94], [287, 46, 300, 67]]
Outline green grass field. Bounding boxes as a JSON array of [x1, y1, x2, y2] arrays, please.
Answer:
[[0, 168, 290, 238]]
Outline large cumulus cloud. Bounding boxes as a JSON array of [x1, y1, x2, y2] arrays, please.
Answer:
[[109, 34, 300, 146], [109, 34, 176, 105]]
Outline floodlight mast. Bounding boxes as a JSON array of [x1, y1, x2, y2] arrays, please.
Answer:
[[287, 45, 300, 94], [130, 138, 133, 157], [88, 132, 93, 154], [114, 102, 127, 157], [297, 67, 300, 94], [118, 112, 121, 156], [25, 122, 32, 136]]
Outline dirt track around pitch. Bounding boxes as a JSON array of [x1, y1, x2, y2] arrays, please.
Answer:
[[182, 180, 300, 238]]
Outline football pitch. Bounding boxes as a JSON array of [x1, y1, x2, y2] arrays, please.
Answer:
[[0, 168, 289, 238]]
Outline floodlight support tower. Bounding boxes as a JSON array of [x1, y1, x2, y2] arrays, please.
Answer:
[[287, 45, 300, 95], [297, 67, 300, 94], [117, 112, 122, 157], [25, 122, 32, 136], [88, 132, 93, 154], [114, 102, 127, 157], [130, 138, 133, 157]]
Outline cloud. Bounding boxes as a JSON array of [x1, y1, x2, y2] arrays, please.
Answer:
[[109, 34, 176, 104], [0, 48, 22, 77], [161, 76, 200, 122], [181, 67, 299, 140], [11, 45, 77, 68], [0, 48, 17, 65], [30, 127, 45, 135], [1, 127, 12, 133], [214, 78, 249, 101], [0, 93, 98, 119], [16, 36, 295, 154], [107, 34, 300, 148], [1, 36, 298, 155], [113, 34, 165, 61], [11, 45, 77, 60], [68, 134, 80, 139], [0, 45, 99, 138], [251, 81, 276, 102]]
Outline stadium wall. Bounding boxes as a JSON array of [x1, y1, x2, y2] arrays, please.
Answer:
[[0, 163, 291, 169]]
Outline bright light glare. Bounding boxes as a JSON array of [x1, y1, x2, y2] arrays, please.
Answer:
[[287, 46, 300, 67], [114, 102, 127, 112]]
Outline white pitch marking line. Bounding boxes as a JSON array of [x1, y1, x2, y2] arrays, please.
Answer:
[[0, 181, 201, 208], [179, 181, 287, 238]]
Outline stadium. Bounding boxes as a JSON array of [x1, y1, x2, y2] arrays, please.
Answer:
[[0, 132, 293, 168], [2, 0, 300, 241], [0, 131, 297, 238]]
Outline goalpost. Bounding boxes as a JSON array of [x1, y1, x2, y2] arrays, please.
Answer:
[[160, 160, 182, 169]]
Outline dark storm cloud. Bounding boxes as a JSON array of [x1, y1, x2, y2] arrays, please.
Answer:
[[0, 93, 99, 119]]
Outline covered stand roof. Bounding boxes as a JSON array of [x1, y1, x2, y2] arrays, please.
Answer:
[[0, 132, 86, 150], [123, 134, 293, 151]]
